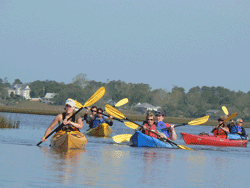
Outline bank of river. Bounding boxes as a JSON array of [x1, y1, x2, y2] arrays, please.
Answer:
[[1, 101, 249, 127]]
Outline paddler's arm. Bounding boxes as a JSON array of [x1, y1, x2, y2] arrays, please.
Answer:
[[104, 116, 113, 126], [63, 114, 83, 129], [169, 125, 177, 140], [41, 114, 62, 142]]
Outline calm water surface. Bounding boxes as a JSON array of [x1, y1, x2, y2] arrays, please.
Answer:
[[0, 112, 250, 188]]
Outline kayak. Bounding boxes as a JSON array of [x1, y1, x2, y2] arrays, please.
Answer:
[[130, 131, 174, 148], [85, 123, 113, 137], [50, 130, 87, 150], [181, 132, 247, 147], [227, 133, 248, 140]]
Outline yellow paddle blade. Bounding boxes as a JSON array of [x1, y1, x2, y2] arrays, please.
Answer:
[[83, 87, 105, 108], [105, 104, 126, 119], [68, 87, 105, 109], [224, 112, 238, 122], [222, 106, 229, 115], [71, 99, 84, 109], [112, 134, 132, 143], [176, 144, 193, 150], [115, 98, 129, 107], [124, 122, 139, 129], [188, 115, 210, 125]]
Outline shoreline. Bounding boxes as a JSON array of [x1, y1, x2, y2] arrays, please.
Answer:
[[1, 105, 249, 128]]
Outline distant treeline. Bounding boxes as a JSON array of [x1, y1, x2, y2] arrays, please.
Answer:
[[1, 74, 250, 122]]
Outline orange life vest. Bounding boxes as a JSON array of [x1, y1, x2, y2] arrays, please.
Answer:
[[212, 128, 227, 139], [144, 123, 158, 138]]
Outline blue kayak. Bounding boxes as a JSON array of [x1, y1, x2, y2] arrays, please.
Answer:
[[130, 131, 174, 148], [227, 133, 248, 140]]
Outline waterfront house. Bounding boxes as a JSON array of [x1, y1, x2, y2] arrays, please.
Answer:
[[7, 84, 31, 100]]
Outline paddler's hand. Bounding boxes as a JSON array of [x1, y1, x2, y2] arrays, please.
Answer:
[[63, 119, 71, 125], [170, 125, 175, 130], [85, 107, 91, 114], [41, 136, 47, 142]]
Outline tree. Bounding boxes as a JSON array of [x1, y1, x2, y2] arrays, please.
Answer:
[[12, 79, 23, 85], [72, 73, 89, 89]]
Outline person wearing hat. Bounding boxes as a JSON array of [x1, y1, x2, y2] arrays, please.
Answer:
[[211, 115, 229, 138], [155, 110, 177, 140], [40, 99, 83, 143]]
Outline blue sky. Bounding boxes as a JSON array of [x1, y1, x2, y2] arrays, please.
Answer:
[[1, 0, 249, 93]]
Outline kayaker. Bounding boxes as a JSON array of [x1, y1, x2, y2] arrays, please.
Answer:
[[230, 118, 246, 137], [85, 108, 113, 129], [83, 106, 97, 122], [155, 110, 177, 140], [211, 116, 229, 138], [141, 113, 165, 139], [40, 99, 83, 142]]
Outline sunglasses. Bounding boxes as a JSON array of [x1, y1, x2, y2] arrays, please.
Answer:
[[91, 110, 97, 112], [147, 119, 153, 121], [97, 111, 102, 114], [239, 122, 243, 123]]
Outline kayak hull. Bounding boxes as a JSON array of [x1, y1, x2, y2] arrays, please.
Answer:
[[85, 123, 113, 137], [181, 132, 247, 147], [50, 130, 87, 150], [130, 131, 174, 148]]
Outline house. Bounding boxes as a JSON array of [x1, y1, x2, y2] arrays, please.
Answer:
[[41, 93, 57, 104], [206, 110, 220, 116], [7, 84, 31, 99], [134, 103, 160, 114]]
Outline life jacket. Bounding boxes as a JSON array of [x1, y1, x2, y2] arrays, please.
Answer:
[[157, 121, 170, 138], [91, 117, 104, 128], [60, 112, 79, 131], [212, 127, 227, 139], [144, 123, 158, 138], [230, 125, 243, 134]]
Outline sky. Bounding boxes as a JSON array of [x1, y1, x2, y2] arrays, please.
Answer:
[[1, 0, 249, 93]]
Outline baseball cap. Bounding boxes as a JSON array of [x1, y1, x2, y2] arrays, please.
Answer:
[[218, 115, 225, 121], [155, 110, 164, 116], [65, 99, 75, 107]]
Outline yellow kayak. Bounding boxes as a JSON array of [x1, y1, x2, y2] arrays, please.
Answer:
[[50, 130, 87, 150], [85, 123, 113, 137]]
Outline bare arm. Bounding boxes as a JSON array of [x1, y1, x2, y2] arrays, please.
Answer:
[[169, 125, 177, 140], [41, 114, 62, 142]]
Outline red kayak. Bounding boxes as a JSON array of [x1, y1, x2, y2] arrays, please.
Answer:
[[181, 132, 247, 147]]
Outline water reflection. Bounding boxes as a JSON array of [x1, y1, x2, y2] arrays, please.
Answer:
[[40, 147, 86, 185], [141, 149, 175, 185]]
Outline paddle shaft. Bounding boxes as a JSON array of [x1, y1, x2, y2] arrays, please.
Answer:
[[174, 123, 188, 128], [36, 107, 83, 146]]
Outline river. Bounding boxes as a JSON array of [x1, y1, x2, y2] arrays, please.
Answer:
[[0, 112, 249, 188]]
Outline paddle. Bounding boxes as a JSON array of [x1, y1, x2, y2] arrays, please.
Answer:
[[174, 115, 210, 128], [105, 104, 193, 150], [36, 87, 105, 146], [222, 106, 229, 116], [112, 134, 132, 143], [224, 112, 238, 123], [114, 98, 128, 107]]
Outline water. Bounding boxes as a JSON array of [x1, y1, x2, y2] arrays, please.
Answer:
[[0, 112, 250, 187]]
